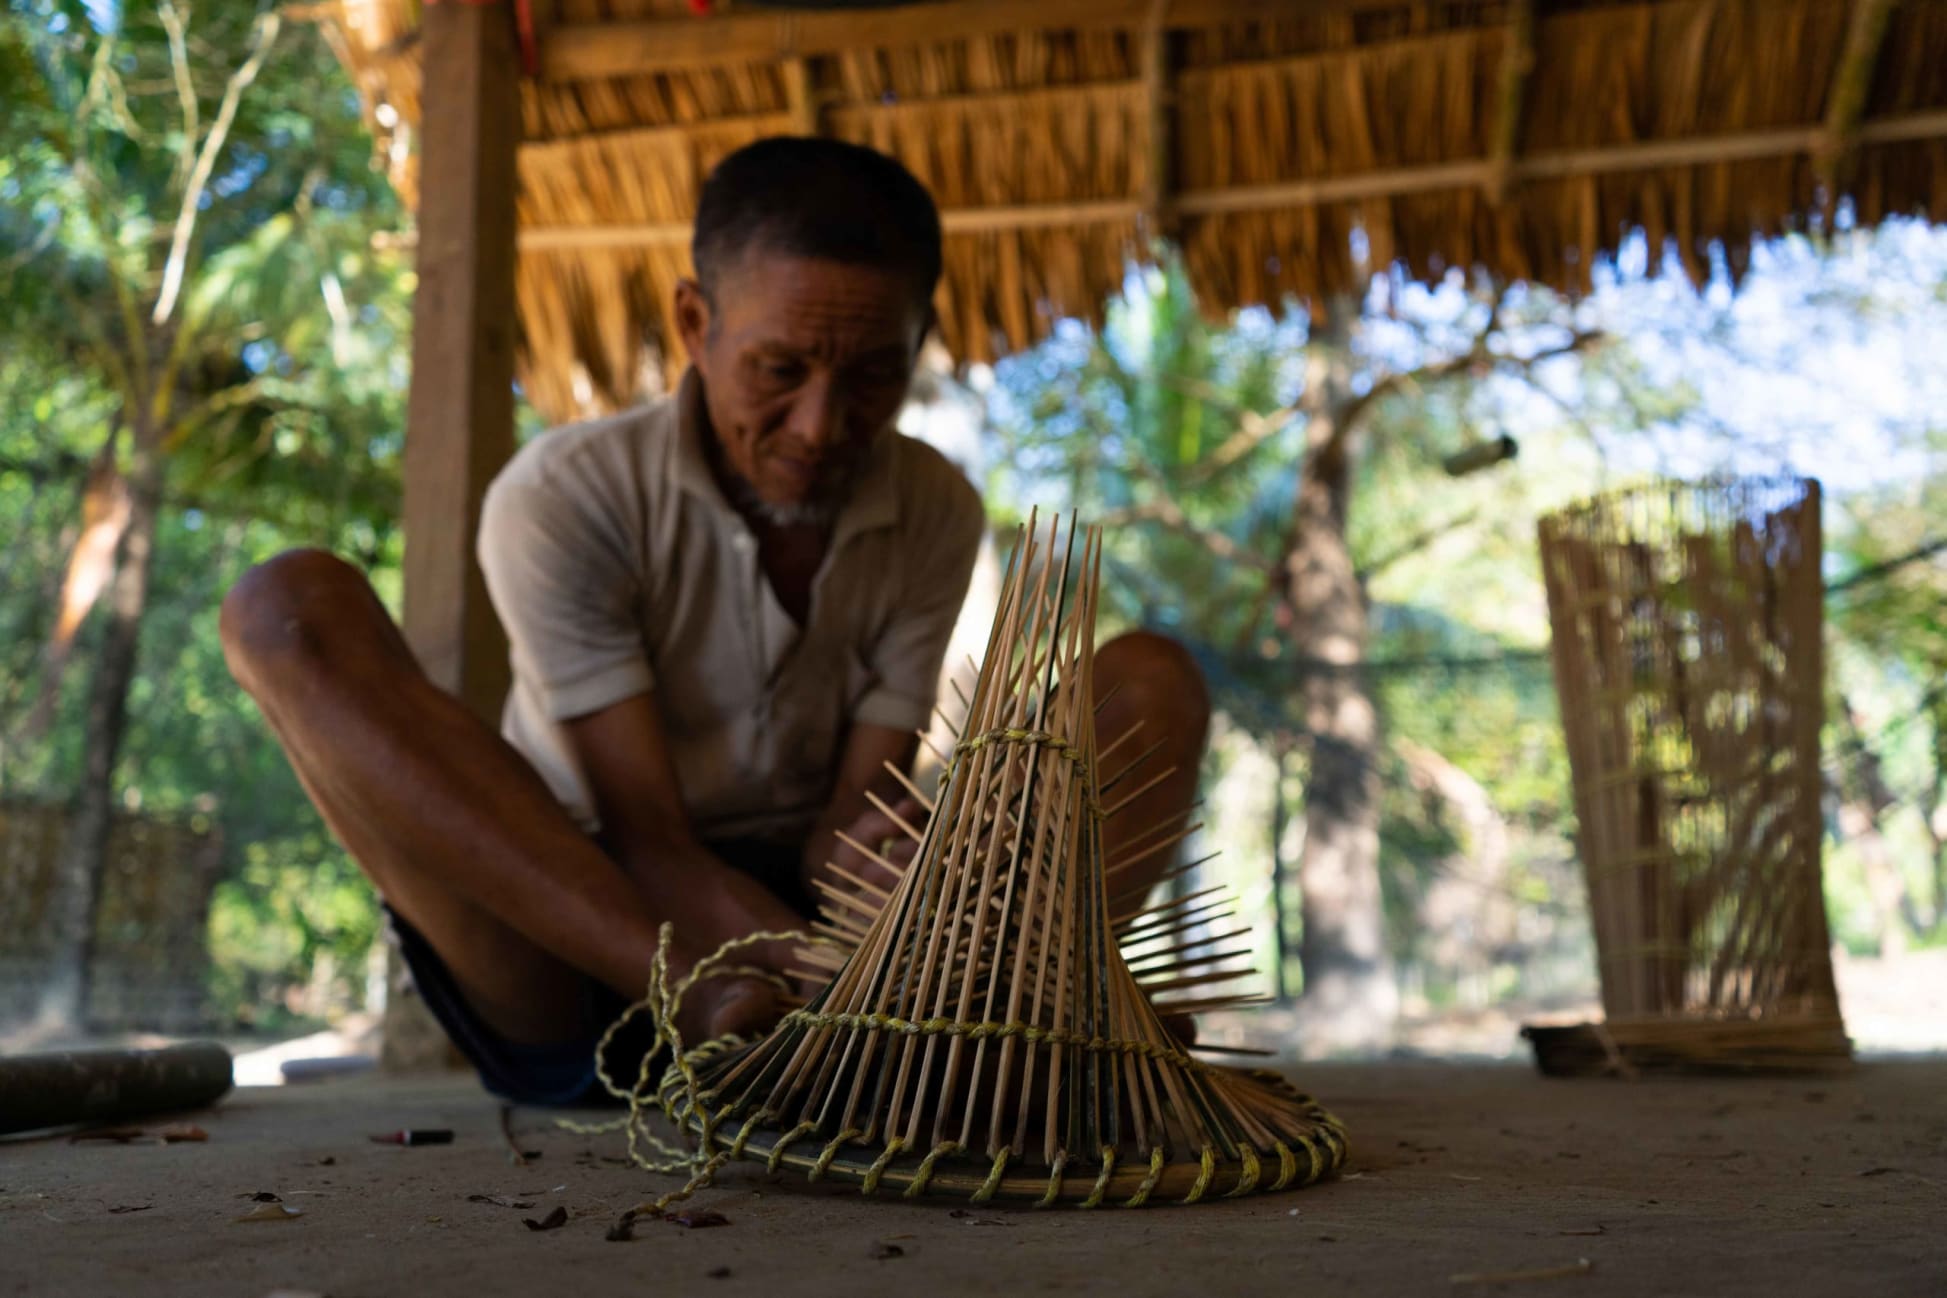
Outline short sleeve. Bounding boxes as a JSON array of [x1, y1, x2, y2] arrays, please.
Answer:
[[852, 467, 985, 732], [477, 473, 653, 722]]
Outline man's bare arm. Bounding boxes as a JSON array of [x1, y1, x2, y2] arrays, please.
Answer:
[[564, 692, 808, 960]]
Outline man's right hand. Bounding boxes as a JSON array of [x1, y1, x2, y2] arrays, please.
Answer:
[[677, 970, 782, 1044]]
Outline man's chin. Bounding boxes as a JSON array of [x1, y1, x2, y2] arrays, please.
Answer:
[[748, 479, 843, 528]]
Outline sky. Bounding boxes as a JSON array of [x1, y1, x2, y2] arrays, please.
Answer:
[[990, 218, 1947, 503]]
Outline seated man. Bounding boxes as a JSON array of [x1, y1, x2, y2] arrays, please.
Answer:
[[220, 137, 1209, 1106]]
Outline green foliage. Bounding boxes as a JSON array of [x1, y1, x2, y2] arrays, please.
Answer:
[[990, 234, 1947, 1011], [1, 0, 407, 1026]]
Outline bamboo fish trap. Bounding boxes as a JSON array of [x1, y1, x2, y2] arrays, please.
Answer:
[[1530, 477, 1849, 1074], [620, 514, 1346, 1208]]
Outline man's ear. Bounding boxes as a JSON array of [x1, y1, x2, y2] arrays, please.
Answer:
[[912, 300, 938, 360], [674, 278, 712, 362]]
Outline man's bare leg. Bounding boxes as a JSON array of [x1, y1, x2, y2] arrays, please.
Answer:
[[1093, 630, 1213, 897], [220, 550, 769, 1046]]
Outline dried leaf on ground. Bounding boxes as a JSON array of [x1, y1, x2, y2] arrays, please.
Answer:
[[71, 1127, 148, 1144], [235, 1203, 304, 1223], [159, 1125, 208, 1142], [872, 1241, 905, 1260], [605, 1212, 637, 1242], [522, 1206, 569, 1232], [467, 1194, 535, 1209], [671, 1209, 729, 1228], [1450, 1258, 1593, 1286], [107, 1204, 152, 1214]]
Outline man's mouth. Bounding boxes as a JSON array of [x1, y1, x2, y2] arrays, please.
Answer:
[[774, 455, 822, 489]]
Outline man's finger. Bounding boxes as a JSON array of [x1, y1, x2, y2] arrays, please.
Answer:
[[696, 977, 779, 1042]]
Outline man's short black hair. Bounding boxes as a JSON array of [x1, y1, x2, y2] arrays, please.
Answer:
[[691, 136, 943, 305]]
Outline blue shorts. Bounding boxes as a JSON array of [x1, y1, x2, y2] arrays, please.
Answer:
[[389, 838, 814, 1107]]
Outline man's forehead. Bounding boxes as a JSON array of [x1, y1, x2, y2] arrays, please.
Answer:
[[712, 253, 926, 336]]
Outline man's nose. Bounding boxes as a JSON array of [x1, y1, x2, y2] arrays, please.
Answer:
[[785, 374, 844, 454]]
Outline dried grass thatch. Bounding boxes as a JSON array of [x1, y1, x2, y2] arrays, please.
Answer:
[[310, 0, 1947, 422]]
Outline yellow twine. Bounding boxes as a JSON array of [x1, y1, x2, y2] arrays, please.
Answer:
[[971, 1148, 1011, 1203], [903, 1140, 963, 1199], [1180, 1146, 1217, 1204], [1080, 1146, 1118, 1209], [1123, 1146, 1167, 1207], [954, 727, 1087, 767], [1224, 1145, 1262, 1198], [1293, 1133, 1325, 1184], [1269, 1141, 1299, 1192], [810, 1128, 865, 1183], [1035, 1150, 1069, 1208], [571, 923, 1337, 1211], [776, 1007, 1212, 1075], [860, 1137, 909, 1195], [766, 1121, 819, 1174]]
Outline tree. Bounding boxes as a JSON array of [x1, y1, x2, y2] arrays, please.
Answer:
[[989, 258, 1598, 1049], [2, 0, 407, 1028]]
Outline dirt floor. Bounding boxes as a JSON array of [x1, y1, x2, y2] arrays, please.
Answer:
[[5, 1058, 1944, 1298]]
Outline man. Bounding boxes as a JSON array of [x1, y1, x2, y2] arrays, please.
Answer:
[[221, 138, 1209, 1106]]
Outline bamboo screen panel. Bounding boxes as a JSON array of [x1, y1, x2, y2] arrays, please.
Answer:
[[1538, 478, 1842, 1033]]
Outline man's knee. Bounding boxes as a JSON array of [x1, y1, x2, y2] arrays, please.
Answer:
[[219, 548, 374, 690], [1096, 630, 1211, 727]]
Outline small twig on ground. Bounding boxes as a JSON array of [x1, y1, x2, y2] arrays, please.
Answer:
[[1451, 1259, 1594, 1286]]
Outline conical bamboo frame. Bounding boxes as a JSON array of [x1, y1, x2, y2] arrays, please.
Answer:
[[664, 514, 1347, 1205]]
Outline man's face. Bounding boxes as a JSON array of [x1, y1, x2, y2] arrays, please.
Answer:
[[677, 252, 929, 514]]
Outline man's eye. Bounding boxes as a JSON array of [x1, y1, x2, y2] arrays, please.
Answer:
[[758, 359, 804, 383]]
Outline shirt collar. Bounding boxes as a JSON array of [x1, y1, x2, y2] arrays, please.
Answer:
[[673, 367, 900, 545]]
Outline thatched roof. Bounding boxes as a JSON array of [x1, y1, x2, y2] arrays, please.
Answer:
[[317, 0, 1947, 422]]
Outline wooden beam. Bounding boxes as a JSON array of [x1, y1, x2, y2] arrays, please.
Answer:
[[520, 112, 792, 160], [539, 0, 1396, 83], [1485, 0, 1535, 205], [403, 0, 519, 722], [1174, 110, 1947, 215], [514, 109, 1947, 251], [782, 56, 820, 136], [1140, 0, 1175, 241], [1817, 0, 1899, 195], [518, 197, 1144, 251]]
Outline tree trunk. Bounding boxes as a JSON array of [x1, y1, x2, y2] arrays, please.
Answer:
[[1287, 303, 1398, 1051], [1269, 740, 1293, 1000], [1835, 694, 1923, 950], [36, 422, 164, 1031]]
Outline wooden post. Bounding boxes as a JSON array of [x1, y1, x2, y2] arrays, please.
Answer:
[[1484, 0, 1534, 205], [1817, 0, 1898, 200], [783, 57, 821, 136], [388, 0, 521, 1070], [1140, 0, 1175, 243], [403, 0, 519, 719]]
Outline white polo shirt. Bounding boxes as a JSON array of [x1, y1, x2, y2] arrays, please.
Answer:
[[477, 371, 985, 843]]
